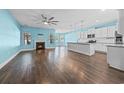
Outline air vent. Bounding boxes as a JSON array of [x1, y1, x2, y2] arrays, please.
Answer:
[[38, 34, 44, 36]]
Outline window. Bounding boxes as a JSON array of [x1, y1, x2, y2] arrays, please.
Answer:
[[24, 32, 31, 45]]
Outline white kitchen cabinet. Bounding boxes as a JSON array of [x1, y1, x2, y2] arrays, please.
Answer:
[[68, 43, 95, 56], [98, 38, 115, 44], [83, 31, 87, 39], [68, 43, 77, 50], [95, 27, 116, 38], [95, 29, 100, 38], [88, 28, 95, 33], [81, 32, 85, 38], [90, 30, 95, 36], [107, 45, 124, 71], [102, 27, 108, 37], [96, 27, 108, 38], [94, 43, 107, 52], [95, 28, 104, 38], [87, 31, 90, 36], [78, 26, 116, 43], [107, 26, 116, 37]]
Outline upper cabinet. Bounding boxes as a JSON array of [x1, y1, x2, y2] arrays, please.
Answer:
[[80, 31, 87, 39], [107, 26, 116, 37], [101, 27, 108, 37], [95, 26, 116, 38], [88, 28, 95, 34], [95, 27, 108, 38], [95, 29, 100, 38], [77, 26, 116, 40]]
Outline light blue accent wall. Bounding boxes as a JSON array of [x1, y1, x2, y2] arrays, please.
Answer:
[[54, 33, 65, 46], [20, 26, 56, 49], [65, 32, 78, 45], [0, 10, 21, 64]]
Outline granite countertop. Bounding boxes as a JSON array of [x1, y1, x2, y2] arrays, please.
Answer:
[[68, 42, 91, 45], [106, 44, 124, 48], [68, 42, 117, 45], [68, 42, 124, 48]]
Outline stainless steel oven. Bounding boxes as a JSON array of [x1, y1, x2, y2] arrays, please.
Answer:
[[115, 31, 123, 44]]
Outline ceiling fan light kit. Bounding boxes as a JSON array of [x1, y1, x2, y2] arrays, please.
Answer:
[[44, 21, 48, 25]]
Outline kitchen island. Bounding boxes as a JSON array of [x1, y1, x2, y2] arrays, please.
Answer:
[[107, 44, 124, 71], [68, 42, 95, 56]]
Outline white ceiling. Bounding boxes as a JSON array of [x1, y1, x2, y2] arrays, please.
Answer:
[[10, 9, 118, 33]]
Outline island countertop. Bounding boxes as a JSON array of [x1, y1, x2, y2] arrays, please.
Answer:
[[68, 42, 124, 47], [67, 42, 95, 56], [68, 42, 92, 45]]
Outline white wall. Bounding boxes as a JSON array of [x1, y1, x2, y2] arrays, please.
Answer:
[[118, 10, 124, 35]]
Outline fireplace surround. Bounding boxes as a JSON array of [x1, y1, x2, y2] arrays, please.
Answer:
[[36, 42, 45, 50]]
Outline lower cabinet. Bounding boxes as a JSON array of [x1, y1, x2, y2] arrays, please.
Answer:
[[68, 43, 95, 56], [68, 43, 108, 54], [68, 43, 77, 51], [94, 43, 107, 53]]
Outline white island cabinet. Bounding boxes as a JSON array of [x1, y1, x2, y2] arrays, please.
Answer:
[[107, 44, 124, 71], [68, 42, 95, 56]]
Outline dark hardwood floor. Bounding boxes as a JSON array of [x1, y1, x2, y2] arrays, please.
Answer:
[[0, 47, 124, 84]]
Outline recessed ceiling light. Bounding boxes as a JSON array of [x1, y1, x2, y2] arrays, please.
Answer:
[[101, 9, 106, 11], [44, 22, 48, 25]]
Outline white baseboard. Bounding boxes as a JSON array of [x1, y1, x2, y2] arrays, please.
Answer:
[[0, 48, 56, 69], [45, 47, 55, 49], [21, 48, 35, 51], [0, 48, 35, 70], [95, 50, 107, 54], [0, 50, 21, 69]]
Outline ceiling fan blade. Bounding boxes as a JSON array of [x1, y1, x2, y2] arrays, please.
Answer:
[[31, 15, 40, 20], [41, 14, 45, 18], [41, 14, 47, 20], [51, 20, 59, 22], [49, 17, 54, 20], [51, 22, 57, 25]]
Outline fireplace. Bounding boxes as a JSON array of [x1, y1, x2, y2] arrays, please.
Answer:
[[36, 42, 45, 50]]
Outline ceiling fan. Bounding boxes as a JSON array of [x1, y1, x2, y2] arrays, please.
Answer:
[[35, 14, 59, 25]]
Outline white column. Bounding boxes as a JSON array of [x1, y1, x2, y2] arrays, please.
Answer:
[[118, 9, 124, 34]]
